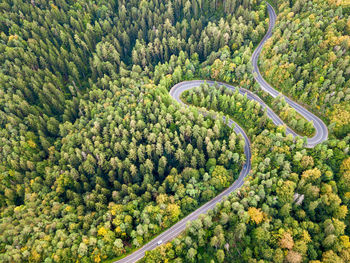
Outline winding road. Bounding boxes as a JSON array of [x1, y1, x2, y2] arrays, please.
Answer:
[[115, 3, 328, 263]]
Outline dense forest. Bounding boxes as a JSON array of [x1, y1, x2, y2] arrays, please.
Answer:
[[260, 0, 350, 137], [142, 132, 350, 262], [0, 0, 349, 262]]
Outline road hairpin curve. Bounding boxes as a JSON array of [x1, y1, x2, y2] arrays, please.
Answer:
[[115, 3, 328, 262]]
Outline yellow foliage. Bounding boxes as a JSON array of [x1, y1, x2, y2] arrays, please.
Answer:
[[345, 192, 350, 200], [115, 226, 122, 234], [302, 230, 312, 244], [92, 248, 101, 263], [65, 205, 73, 213], [156, 193, 168, 204], [110, 209, 117, 216], [124, 215, 133, 224], [94, 254, 101, 263], [21, 246, 28, 252], [8, 35, 18, 41], [14, 206, 22, 213], [48, 146, 55, 156], [30, 249, 41, 262], [53, 254, 60, 262], [165, 175, 175, 184], [144, 83, 156, 90], [301, 168, 321, 182], [97, 226, 108, 237], [110, 204, 123, 216], [341, 157, 350, 172], [301, 155, 314, 169], [287, 12, 295, 19], [166, 203, 181, 220], [27, 139, 37, 148], [335, 205, 348, 219], [328, 0, 350, 6], [83, 237, 89, 244], [340, 235, 350, 248], [248, 207, 265, 224], [329, 52, 337, 62]]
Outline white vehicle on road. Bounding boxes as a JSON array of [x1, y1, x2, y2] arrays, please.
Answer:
[[114, 3, 328, 263]]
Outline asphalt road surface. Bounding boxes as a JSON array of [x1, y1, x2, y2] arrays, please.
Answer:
[[115, 3, 328, 263], [251, 3, 328, 147]]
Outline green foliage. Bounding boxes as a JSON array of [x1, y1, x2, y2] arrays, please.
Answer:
[[260, 0, 350, 138], [1, 0, 262, 261], [182, 83, 276, 138], [271, 95, 316, 137], [141, 132, 350, 263], [0, 0, 349, 262]]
